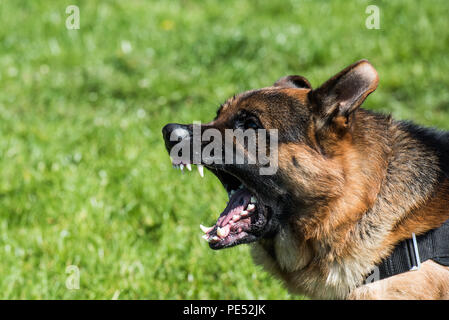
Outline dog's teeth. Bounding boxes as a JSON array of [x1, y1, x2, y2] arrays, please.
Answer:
[[186, 163, 192, 171], [217, 227, 225, 237], [250, 196, 257, 203], [202, 234, 209, 241], [197, 164, 204, 178], [217, 226, 230, 238], [217, 225, 230, 238], [210, 236, 220, 242], [200, 224, 213, 233], [232, 214, 240, 221], [240, 210, 248, 217], [247, 204, 255, 211]]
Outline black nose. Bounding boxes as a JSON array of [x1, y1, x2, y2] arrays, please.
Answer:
[[162, 123, 191, 150]]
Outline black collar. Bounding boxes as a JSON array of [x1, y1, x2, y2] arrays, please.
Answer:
[[365, 218, 449, 284]]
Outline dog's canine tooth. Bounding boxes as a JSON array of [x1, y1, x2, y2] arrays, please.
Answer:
[[186, 163, 192, 171], [197, 164, 204, 178], [200, 224, 213, 233], [250, 196, 257, 203], [247, 204, 255, 211]]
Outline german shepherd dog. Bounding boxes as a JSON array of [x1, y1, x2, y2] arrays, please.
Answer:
[[162, 60, 449, 299]]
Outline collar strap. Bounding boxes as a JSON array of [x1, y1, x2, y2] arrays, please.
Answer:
[[365, 217, 449, 284]]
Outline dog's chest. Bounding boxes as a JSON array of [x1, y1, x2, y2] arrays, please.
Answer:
[[252, 227, 369, 299]]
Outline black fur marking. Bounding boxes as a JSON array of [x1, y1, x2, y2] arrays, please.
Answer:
[[292, 156, 300, 168]]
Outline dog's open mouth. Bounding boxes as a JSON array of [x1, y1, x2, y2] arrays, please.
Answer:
[[171, 159, 269, 249], [201, 184, 260, 249]]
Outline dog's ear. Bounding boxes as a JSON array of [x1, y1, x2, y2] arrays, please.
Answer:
[[274, 75, 312, 89], [310, 60, 378, 128]]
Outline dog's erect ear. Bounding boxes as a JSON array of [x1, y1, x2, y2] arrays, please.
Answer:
[[274, 75, 312, 89], [311, 60, 378, 126]]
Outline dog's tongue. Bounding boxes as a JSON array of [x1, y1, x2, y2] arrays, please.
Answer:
[[216, 188, 252, 228]]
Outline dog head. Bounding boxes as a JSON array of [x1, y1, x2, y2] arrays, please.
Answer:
[[162, 60, 379, 249]]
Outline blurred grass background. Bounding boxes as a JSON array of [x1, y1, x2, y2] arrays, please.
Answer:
[[0, 0, 448, 299]]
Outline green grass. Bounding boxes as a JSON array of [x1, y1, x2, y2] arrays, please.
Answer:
[[0, 0, 448, 299]]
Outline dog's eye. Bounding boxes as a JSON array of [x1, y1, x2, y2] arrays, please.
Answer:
[[244, 119, 259, 130], [235, 117, 260, 130]]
